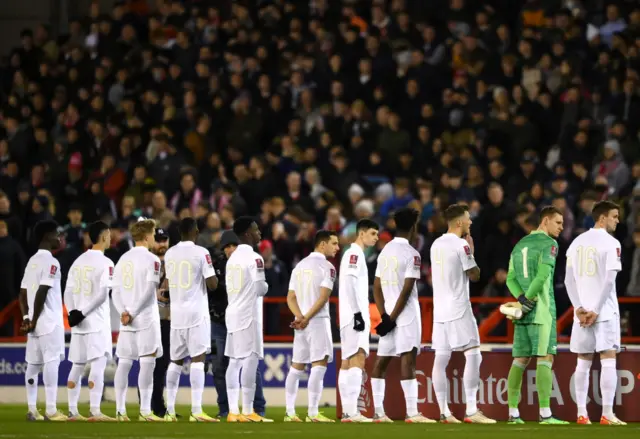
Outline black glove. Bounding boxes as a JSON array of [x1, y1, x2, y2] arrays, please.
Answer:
[[517, 295, 536, 314], [353, 312, 365, 332], [67, 310, 86, 327], [375, 313, 397, 337]]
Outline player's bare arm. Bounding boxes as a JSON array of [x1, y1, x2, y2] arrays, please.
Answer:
[[30, 284, 52, 330], [373, 276, 385, 316], [18, 287, 31, 333], [205, 274, 218, 291], [465, 266, 480, 282]]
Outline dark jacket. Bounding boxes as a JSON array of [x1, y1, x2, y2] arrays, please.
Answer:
[[208, 249, 228, 324]]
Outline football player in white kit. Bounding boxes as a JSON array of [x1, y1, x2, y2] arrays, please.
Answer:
[[283, 230, 340, 423], [112, 219, 164, 422], [338, 218, 379, 423], [19, 220, 67, 421], [163, 218, 219, 422], [430, 204, 495, 424], [370, 207, 435, 423], [224, 217, 273, 423], [64, 221, 116, 422], [565, 200, 626, 425]]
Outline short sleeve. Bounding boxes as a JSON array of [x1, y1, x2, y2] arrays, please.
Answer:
[[456, 241, 477, 271], [540, 239, 558, 267], [343, 251, 360, 278], [100, 262, 114, 289], [250, 254, 266, 281], [320, 263, 337, 290], [147, 257, 161, 283], [606, 242, 622, 272], [405, 253, 421, 279], [202, 250, 216, 279], [40, 260, 60, 287]]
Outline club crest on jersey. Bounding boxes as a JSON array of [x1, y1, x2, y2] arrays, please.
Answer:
[[206, 254, 213, 265], [256, 258, 264, 269], [49, 265, 57, 277], [550, 245, 558, 257], [154, 262, 160, 273], [414, 256, 421, 267], [330, 268, 336, 280], [463, 245, 471, 256]]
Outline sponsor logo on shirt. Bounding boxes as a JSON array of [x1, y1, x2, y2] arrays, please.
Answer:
[[206, 254, 213, 266], [414, 256, 421, 267], [256, 258, 264, 270], [550, 245, 557, 257], [330, 268, 336, 280], [49, 265, 57, 278]]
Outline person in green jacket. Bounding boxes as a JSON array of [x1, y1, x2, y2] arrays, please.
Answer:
[[505, 206, 569, 425]]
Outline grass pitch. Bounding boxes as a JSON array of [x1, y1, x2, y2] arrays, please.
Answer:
[[0, 404, 639, 438]]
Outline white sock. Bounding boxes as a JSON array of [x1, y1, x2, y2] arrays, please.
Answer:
[[463, 348, 482, 416], [138, 357, 156, 416], [600, 358, 617, 418], [88, 356, 107, 415], [540, 407, 552, 418], [165, 362, 182, 415], [241, 354, 259, 416], [226, 358, 242, 415], [67, 363, 85, 415], [308, 366, 326, 417], [338, 369, 349, 416], [25, 364, 42, 412], [509, 408, 520, 418], [285, 368, 304, 416], [114, 359, 133, 414], [43, 359, 60, 415], [190, 362, 205, 414], [371, 378, 386, 416], [347, 367, 363, 416], [432, 352, 451, 417], [401, 379, 419, 417], [574, 358, 592, 418]]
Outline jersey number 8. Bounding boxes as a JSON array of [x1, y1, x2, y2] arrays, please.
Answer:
[[226, 265, 243, 294]]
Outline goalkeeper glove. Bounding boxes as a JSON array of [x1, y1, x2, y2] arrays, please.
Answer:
[[375, 313, 396, 337], [517, 295, 536, 313], [67, 310, 86, 327]]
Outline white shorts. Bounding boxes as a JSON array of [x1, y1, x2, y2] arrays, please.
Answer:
[[26, 326, 65, 365], [69, 330, 113, 364], [292, 318, 333, 364], [115, 322, 163, 360], [340, 320, 370, 360], [170, 320, 211, 361], [432, 308, 480, 352], [570, 316, 621, 354], [225, 320, 263, 360], [378, 318, 422, 357]]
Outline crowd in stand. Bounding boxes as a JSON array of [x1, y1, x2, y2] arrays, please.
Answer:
[[2, 0, 640, 334]]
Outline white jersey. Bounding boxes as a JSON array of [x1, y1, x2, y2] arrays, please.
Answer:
[[164, 241, 216, 329], [289, 252, 336, 321], [338, 243, 370, 329], [20, 250, 63, 336], [566, 228, 622, 322], [225, 244, 266, 333], [375, 237, 421, 326], [64, 250, 114, 334], [113, 246, 161, 332], [430, 233, 477, 323]]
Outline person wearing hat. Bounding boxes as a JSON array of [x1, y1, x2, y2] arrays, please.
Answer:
[[208, 230, 266, 418]]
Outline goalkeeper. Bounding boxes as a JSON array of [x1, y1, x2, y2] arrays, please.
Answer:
[[504, 206, 569, 425]]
